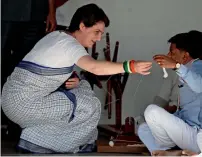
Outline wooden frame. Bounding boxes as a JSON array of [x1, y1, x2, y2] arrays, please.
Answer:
[[81, 33, 148, 153]]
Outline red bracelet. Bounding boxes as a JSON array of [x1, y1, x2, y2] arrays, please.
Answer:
[[129, 60, 136, 73]]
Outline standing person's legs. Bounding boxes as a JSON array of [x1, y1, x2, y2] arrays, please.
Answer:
[[1, 21, 18, 87], [1, 21, 24, 141], [1, 21, 46, 141], [138, 104, 200, 155], [11, 21, 46, 69], [1, 21, 46, 87]]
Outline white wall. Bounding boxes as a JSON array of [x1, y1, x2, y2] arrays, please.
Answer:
[[56, 0, 202, 124]]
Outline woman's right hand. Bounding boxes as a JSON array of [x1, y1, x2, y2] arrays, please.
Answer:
[[134, 61, 152, 75], [65, 78, 80, 89]]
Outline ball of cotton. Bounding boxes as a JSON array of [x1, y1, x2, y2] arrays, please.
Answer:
[[109, 141, 114, 147]]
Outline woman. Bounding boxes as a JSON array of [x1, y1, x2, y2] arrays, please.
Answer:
[[1, 4, 152, 153]]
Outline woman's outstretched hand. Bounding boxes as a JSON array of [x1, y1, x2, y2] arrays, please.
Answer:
[[134, 61, 152, 75]]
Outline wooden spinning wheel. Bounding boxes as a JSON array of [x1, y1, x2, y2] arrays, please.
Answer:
[[81, 33, 128, 127], [80, 33, 148, 153]]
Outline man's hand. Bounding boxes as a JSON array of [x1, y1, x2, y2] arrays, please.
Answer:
[[46, 0, 57, 33], [153, 55, 177, 69], [46, 13, 57, 33], [134, 61, 152, 75], [65, 78, 80, 89]]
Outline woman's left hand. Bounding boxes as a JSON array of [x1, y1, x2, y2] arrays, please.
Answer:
[[65, 78, 80, 89]]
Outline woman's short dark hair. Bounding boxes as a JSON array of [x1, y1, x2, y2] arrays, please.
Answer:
[[68, 3, 110, 33], [168, 30, 202, 59]]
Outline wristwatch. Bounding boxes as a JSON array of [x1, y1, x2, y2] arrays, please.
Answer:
[[173, 62, 181, 71]]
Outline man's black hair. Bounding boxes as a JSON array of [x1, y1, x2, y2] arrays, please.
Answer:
[[168, 30, 202, 59]]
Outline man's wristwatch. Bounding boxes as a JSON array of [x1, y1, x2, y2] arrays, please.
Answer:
[[173, 62, 181, 71]]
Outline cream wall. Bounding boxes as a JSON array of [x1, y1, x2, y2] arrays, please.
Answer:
[[56, 0, 202, 124]]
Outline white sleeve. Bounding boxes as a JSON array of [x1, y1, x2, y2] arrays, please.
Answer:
[[62, 38, 90, 66], [72, 46, 90, 64]]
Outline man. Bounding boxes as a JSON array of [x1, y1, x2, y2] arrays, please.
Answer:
[[138, 30, 202, 156]]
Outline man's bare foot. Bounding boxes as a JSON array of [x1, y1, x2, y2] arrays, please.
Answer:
[[182, 149, 198, 156], [152, 150, 183, 156]]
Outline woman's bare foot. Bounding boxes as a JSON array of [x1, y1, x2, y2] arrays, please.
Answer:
[[182, 150, 198, 156], [152, 150, 183, 156]]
